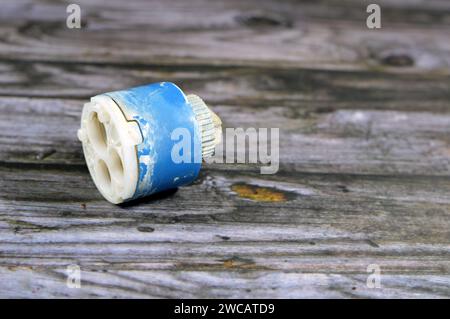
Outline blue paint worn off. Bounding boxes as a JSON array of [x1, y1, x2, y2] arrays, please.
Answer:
[[104, 82, 201, 200]]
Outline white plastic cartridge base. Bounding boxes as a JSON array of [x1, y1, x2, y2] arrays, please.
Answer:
[[77, 95, 142, 204]]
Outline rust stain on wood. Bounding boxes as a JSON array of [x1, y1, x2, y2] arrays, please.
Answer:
[[223, 259, 234, 268], [231, 184, 288, 202], [220, 257, 264, 270]]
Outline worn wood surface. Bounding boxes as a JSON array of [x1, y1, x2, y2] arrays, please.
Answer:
[[0, 0, 449, 298]]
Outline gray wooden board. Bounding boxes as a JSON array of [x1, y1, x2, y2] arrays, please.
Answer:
[[0, 0, 449, 298]]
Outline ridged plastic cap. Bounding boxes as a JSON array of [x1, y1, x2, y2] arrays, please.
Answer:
[[187, 94, 222, 159]]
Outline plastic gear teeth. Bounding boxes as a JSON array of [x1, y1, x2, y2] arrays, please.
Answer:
[[187, 94, 222, 158]]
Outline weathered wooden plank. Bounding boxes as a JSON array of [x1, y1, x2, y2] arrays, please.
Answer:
[[0, 267, 449, 298], [1, 267, 449, 298], [1, 0, 449, 71], [5, 0, 450, 25], [1, 0, 449, 299], [0, 166, 449, 297], [1, 166, 450, 245], [1, 92, 449, 175], [0, 59, 449, 106]]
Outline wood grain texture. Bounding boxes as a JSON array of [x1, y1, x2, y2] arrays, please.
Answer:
[[1, 0, 450, 71], [1, 90, 449, 176], [0, 0, 449, 298], [1, 166, 449, 298]]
